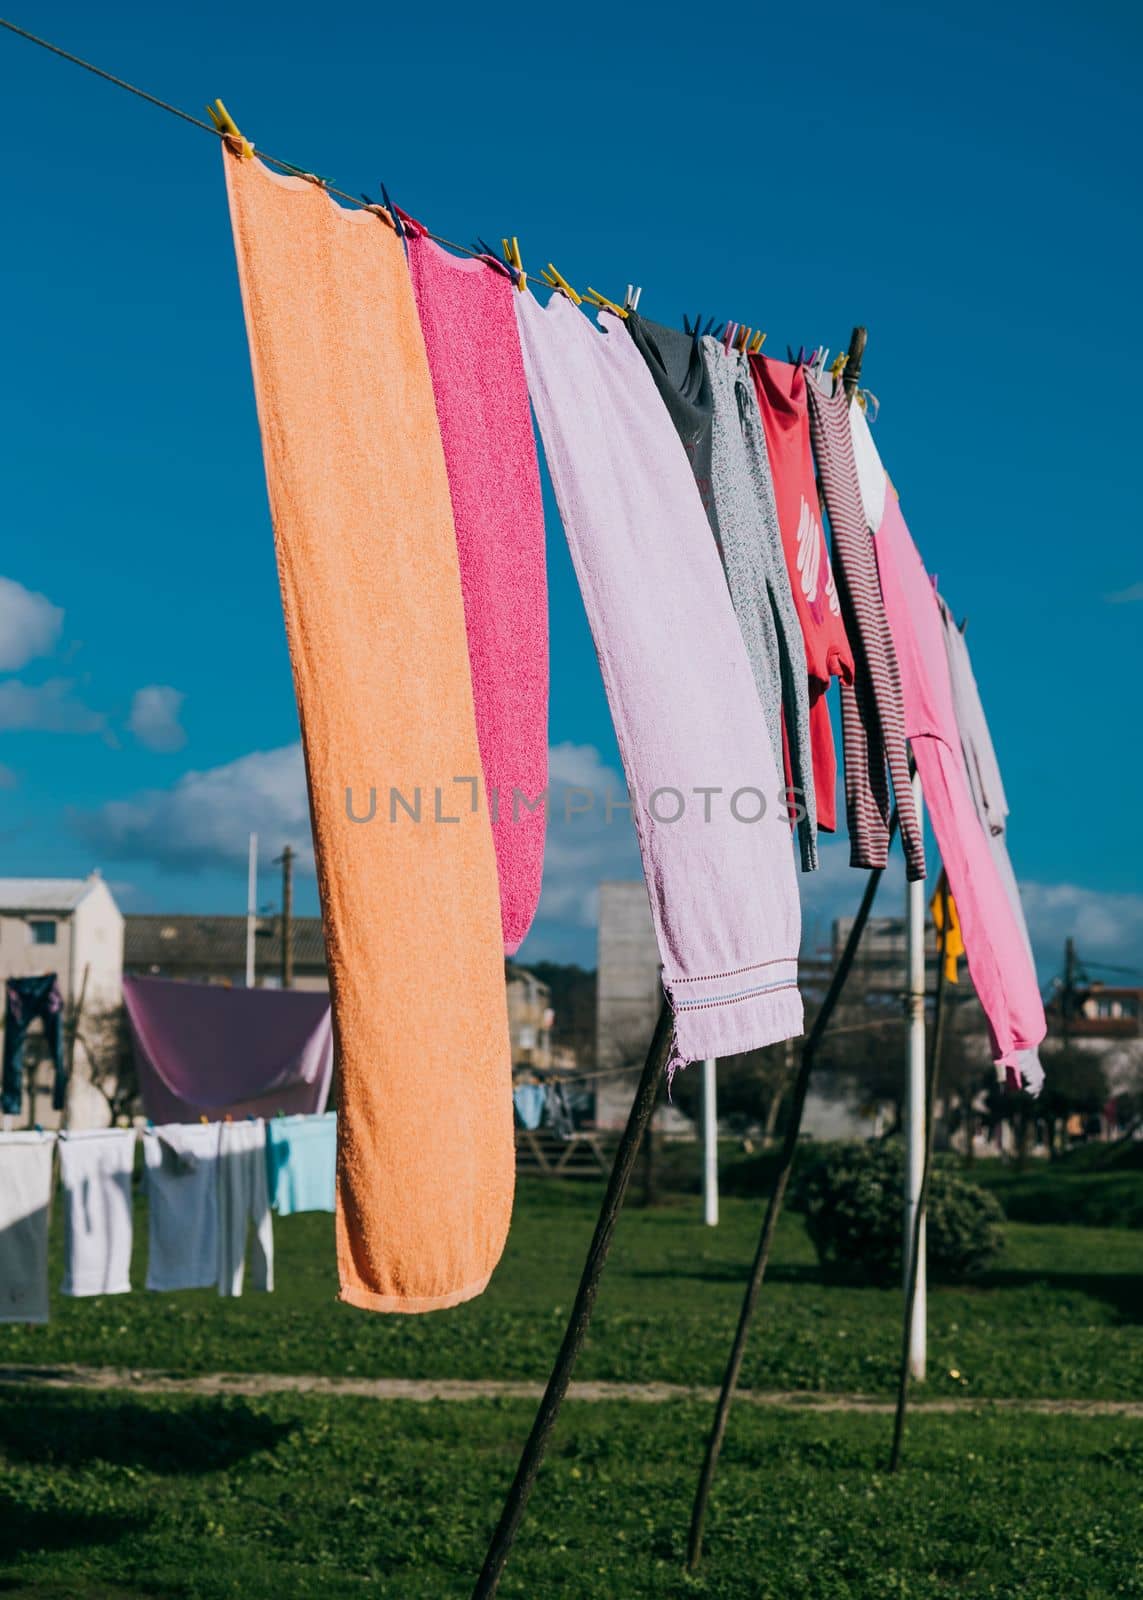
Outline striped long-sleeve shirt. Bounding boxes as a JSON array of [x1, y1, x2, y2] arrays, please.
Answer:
[[806, 380, 926, 880]]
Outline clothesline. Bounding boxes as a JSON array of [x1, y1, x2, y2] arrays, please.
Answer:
[[0, 16, 853, 365], [0, 1113, 336, 1324]]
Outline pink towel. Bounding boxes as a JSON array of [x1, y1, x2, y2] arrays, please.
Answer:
[[873, 491, 1046, 1069], [515, 293, 803, 1074], [405, 232, 548, 954]]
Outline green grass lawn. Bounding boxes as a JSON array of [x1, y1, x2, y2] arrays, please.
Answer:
[[1, 1391, 1140, 1598], [5, 1175, 1141, 1400], [3, 1167, 1142, 1597]]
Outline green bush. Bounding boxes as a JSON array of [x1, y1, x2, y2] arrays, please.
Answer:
[[794, 1140, 1005, 1284]]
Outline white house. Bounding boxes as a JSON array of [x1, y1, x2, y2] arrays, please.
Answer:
[[0, 872, 124, 1127]]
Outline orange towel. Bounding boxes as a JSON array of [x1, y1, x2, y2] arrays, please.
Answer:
[[223, 152, 513, 1313]]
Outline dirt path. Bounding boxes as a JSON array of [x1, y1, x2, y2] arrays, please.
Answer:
[[1, 1365, 1140, 1415]]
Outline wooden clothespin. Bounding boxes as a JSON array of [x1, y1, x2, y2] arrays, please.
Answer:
[[206, 99, 253, 160], [501, 237, 527, 292], [540, 263, 582, 305], [584, 287, 629, 319]]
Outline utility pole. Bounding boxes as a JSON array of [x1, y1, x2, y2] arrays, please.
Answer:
[[276, 845, 295, 989], [1061, 936, 1077, 1046], [245, 832, 258, 988]]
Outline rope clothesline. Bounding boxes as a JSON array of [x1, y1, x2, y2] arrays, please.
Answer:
[[0, 16, 853, 365]]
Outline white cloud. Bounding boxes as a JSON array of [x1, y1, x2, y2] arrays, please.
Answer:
[[70, 729, 1143, 981], [0, 576, 63, 671], [527, 741, 643, 931], [0, 678, 105, 734], [1105, 581, 1143, 604], [1019, 880, 1143, 975], [128, 685, 187, 753], [74, 742, 312, 874]]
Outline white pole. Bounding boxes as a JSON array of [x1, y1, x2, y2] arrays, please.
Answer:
[[245, 832, 258, 988], [702, 1057, 719, 1227], [904, 770, 926, 1381]]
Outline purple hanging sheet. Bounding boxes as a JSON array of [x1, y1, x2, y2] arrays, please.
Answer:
[[123, 975, 333, 1125]]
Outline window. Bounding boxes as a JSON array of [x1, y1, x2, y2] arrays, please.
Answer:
[[29, 920, 56, 946]]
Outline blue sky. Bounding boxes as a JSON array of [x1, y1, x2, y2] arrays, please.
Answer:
[[1, 0, 1140, 979]]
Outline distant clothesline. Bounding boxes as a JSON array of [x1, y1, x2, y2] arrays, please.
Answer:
[[0, 16, 856, 368]]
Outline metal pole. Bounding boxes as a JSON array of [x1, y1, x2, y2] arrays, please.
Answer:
[[245, 832, 258, 989], [687, 811, 896, 1571], [903, 770, 926, 1381], [471, 1002, 674, 1599], [890, 874, 948, 1470], [703, 1058, 719, 1227]]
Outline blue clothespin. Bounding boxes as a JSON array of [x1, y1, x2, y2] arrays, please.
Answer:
[[379, 181, 405, 241], [473, 237, 518, 286]]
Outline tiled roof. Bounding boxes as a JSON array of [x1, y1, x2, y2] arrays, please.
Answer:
[[124, 913, 328, 972], [0, 876, 98, 913]]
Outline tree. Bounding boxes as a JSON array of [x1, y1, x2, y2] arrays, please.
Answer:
[[1037, 1044, 1109, 1157], [74, 1002, 139, 1124], [669, 1040, 797, 1143]]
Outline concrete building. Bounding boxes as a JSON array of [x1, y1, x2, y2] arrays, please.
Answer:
[[593, 882, 688, 1135], [594, 883, 906, 1138], [0, 872, 124, 1127]]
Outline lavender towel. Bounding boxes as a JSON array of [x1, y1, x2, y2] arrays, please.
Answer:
[[123, 975, 333, 1125], [515, 293, 803, 1074]]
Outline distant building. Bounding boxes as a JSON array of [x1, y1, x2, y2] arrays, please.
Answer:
[[0, 872, 124, 1127], [1068, 985, 1141, 1040], [505, 962, 553, 1073], [831, 914, 944, 993], [124, 913, 328, 991], [1047, 981, 1143, 1098], [0, 873, 123, 1011], [126, 915, 562, 1073]]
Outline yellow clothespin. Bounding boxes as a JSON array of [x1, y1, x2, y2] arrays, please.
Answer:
[[206, 99, 253, 160], [749, 331, 766, 354], [584, 286, 629, 319], [540, 263, 583, 306], [500, 236, 527, 293], [829, 350, 849, 381]]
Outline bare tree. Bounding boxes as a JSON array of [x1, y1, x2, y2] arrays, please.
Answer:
[[74, 1003, 139, 1124]]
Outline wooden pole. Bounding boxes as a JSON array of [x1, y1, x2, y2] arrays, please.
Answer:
[[61, 962, 90, 1131], [889, 875, 949, 1471], [278, 845, 295, 989], [903, 772, 927, 1380], [687, 819, 895, 1570], [245, 831, 258, 988], [471, 1002, 674, 1599]]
